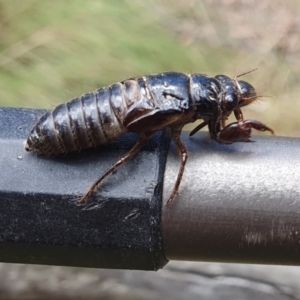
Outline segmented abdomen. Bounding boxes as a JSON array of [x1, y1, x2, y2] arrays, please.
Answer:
[[25, 80, 140, 156]]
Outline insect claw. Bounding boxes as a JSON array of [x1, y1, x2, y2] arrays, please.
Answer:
[[166, 195, 175, 206]]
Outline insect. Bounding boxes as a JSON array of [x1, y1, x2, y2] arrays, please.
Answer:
[[24, 71, 274, 206]]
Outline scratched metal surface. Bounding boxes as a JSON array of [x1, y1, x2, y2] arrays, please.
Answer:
[[163, 133, 300, 265]]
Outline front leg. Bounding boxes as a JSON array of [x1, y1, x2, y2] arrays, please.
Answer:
[[216, 119, 274, 144]]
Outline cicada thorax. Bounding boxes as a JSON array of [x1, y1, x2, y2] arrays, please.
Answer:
[[123, 72, 195, 133]]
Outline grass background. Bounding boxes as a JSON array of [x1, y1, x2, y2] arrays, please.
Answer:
[[0, 0, 300, 138]]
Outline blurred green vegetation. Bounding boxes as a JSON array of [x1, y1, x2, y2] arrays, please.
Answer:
[[0, 0, 299, 136]]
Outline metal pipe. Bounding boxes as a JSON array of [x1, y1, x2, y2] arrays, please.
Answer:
[[1, 107, 300, 269], [162, 132, 300, 265]]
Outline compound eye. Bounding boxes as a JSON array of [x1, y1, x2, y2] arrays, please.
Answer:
[[238, 80, 257, 99], [223, 93, 239, 111], [238, 80, 257, 107]]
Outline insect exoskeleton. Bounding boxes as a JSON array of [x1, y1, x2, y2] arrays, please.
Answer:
[[25, 71, 274, 206]]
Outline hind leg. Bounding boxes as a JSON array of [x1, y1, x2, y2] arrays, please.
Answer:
[[79, 133, 153, 204]]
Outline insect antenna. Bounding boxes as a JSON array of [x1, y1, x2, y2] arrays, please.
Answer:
[[234, 68, 259, 79], [233, 68, 259, 94]]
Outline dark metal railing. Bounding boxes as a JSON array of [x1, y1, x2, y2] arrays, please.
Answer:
[[1, 107, 300, 270]]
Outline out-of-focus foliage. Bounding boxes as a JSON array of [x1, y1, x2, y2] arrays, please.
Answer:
[[0, 0, 299, 136]]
